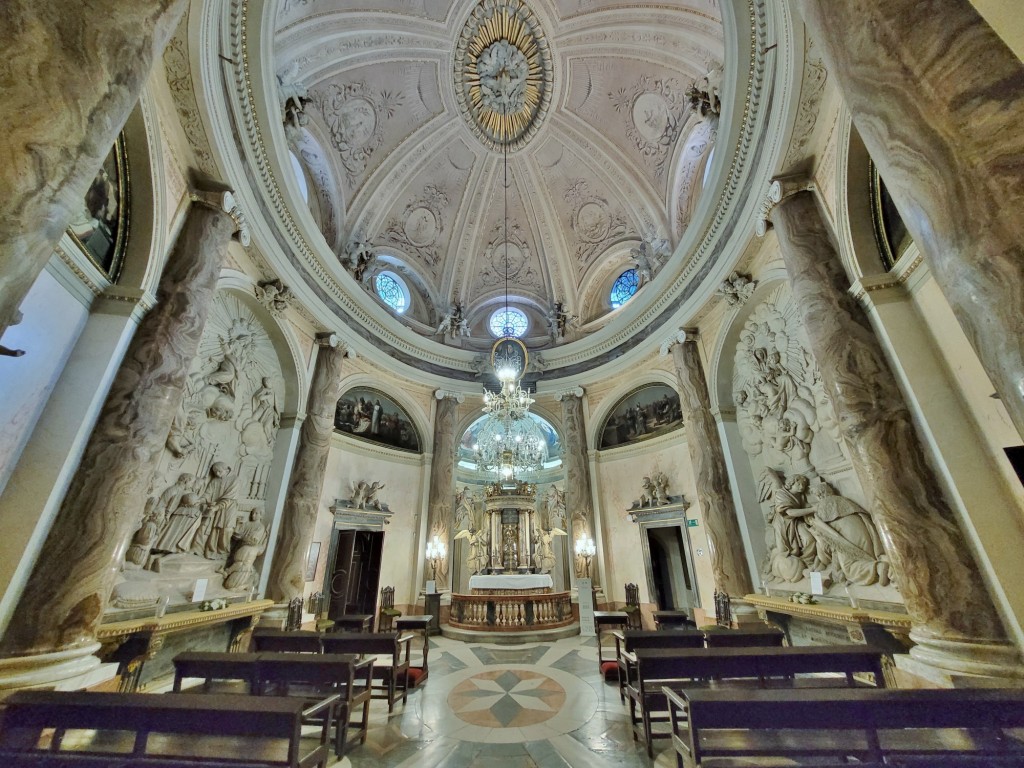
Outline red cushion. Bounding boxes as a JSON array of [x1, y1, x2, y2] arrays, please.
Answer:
[[600, 661, 618, 680], [404, 667, 426, 686]]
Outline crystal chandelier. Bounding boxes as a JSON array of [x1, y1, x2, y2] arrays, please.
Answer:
[[472, 136, 548, 483]]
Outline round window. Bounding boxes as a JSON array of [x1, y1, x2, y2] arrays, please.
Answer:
[[375, 271, 410, 314], [488, 307, 529, 338], [610, 269, 639, 308]]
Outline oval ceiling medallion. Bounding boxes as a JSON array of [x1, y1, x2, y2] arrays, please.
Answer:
[[454, 0, 553, 151]]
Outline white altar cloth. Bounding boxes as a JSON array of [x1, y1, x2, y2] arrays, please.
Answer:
[[468, 574, 553, 590]]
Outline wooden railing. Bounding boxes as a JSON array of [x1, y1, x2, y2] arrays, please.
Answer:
[[449, 591, 574, 631]]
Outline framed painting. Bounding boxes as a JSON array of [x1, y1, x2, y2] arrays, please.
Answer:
[[334, 387, 422, 452], [598, 383, 683, 449], [68, 133, 130, 281]]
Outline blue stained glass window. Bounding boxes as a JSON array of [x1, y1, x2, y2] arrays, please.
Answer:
[[610, 269, 639, 308], [375, 271, 408, 314], [489, 308, 529, 338]]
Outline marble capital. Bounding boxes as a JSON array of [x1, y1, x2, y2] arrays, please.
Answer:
[[793, 0, 1024, 445], [0, 0, 189, 338], [1, 202, 235, 657], [266, 344, 347, 602], [553, 386, 584, 401], [770, 190, 1011, 667], [434, 389, 465, 403], [658, 328, 697, 357]]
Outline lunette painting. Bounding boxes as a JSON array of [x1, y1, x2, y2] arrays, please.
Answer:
[[598, 383, 683, 449], [334, 387, 421, 452], [68, 134, 129, 279]]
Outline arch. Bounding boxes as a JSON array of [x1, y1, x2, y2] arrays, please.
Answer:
[[333, 371, 432, 456], [589, 375, 683, 452]]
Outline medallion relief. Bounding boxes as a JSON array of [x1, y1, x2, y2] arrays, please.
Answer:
[[609, 75, 689, 179], [311, 81, 403, 185]]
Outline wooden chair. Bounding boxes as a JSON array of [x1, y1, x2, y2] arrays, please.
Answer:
[[377, 586, 402, 632], [624, 583, 642, 629]]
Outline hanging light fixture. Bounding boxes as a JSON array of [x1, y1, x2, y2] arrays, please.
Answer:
[[472, 135, 548, 484]]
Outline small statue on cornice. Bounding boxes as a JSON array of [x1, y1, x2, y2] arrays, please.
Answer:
[[437, 302, 470, 338], [547, 301, 578, 342], [277, 62, 310, 142], [255, 279, 294, 316], [630, 239, 668, 287], [350, 479, 386, 511], [530, 352, 549, 374], [686, 64, 723, 118], [717, 271, 757, 306], [640, 473, 672, 507], [342, 238, 376, 284]]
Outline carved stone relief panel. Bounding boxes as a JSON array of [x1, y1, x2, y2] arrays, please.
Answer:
[[112, 292, 286, 614], [731, 285, 899, 602]]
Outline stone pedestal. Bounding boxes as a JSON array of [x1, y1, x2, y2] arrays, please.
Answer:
[[423, 391, 462, 590], [0, 196, 238, 672], [265, 336, 348, 603], [0, 0, 188, 338], [793, 0, 1024, 441], [766, 188, 1021, 682], [664, 334, 754, 600]]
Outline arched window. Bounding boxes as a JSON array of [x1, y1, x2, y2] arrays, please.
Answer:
[[610, 269, 639, 308], [488, 307, 529, 338], [375, 270, 410, 314]]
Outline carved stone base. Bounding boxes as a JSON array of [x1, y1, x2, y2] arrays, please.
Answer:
[[0, 642, 116, 697], [896, 630, 1024, 687]]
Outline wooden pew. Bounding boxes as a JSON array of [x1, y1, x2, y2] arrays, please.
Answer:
[[172, 651, 261, 693], [255, 652, 373, 757], [627, 644, 885, 757], [665, 687, 1024, 768], [613, 629, 705, 702], [700, 625, 785, 647], [251, 629, 322, 653], [0, 691, 333, 768], [321, 631, 413, 712]]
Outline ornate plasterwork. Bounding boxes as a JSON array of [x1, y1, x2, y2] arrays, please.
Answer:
[[381, 184, 450, 269], [564, 179, 629, 264], [477, 221, 540, 289], [311, 82, 403, 185], [454, 0, 553, 150], [609, 74, 690, 179]]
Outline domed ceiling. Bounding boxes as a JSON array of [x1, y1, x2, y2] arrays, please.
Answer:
[[273, 0, 726, 353]]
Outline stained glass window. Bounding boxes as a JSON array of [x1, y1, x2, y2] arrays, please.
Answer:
[[488, 307, 529, 338], [610, 269, 639, 308], [375, 271, 409, 314]]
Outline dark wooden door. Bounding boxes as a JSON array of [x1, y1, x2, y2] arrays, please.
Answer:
[[327, 529, 384, 620]]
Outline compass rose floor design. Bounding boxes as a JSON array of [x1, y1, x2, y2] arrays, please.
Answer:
[[332, 634, 678, 768]]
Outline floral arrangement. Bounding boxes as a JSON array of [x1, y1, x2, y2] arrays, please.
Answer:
[[200, 598, 228, 612]]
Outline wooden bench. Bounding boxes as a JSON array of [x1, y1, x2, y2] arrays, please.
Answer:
[[321, 631, 413, 712], [653, 610, 697, 631], [251, 629, 322, 653], [0, 691, 332, 768], [666, 687, 1024, 767], [628, 644, 885, 757], [172, 651, 261, 693], [613, 629, 705, 702], [700, 625, 785, 648]]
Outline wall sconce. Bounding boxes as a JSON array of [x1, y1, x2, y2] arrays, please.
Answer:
[[575, 535, 596, 578], [425, 535, 446, 582]]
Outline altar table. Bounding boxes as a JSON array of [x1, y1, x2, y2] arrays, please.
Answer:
[[468, 574, 553, 592]]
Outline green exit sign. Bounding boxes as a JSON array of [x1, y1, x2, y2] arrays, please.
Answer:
[[687, 518, 699, 528]]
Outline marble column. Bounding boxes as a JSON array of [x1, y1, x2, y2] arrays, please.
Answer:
[[663, 334, 753, 598], [424, 391, 462, 589], [767, 188, 1018, 680], [557, 388, 598, 583], [0, 193, 238, 661], [266, 336, 348, 603], [0, 0, 189, 339], [792, 0, 1024, 440]]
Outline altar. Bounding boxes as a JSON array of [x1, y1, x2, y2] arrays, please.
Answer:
[[469, 573, 553, 594]]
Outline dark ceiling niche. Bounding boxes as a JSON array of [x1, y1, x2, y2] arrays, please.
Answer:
[[1003, 446, 1024, 488]]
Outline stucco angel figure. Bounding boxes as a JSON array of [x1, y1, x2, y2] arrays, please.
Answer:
[[456, 527, 489, 575], [437, 303, 471, 338], [630, 240, 666, 287], [351, 480, 385, 510]]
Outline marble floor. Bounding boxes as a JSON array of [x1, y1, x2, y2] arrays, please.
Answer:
[[333, 633, 674, 768]]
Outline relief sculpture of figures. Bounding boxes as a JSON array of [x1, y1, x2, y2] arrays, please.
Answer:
[[533, 529, 556, 574], [758, 468, 889, 587], [222, 508, 269, 591], [202, 462, 240, 558]]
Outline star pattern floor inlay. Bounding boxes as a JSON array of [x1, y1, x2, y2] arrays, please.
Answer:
[[448, 669, 566, 727]]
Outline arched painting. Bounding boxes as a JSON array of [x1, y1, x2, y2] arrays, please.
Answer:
[[599, 383, 683, 449], [334, 387, 421, 452], [68, 133, 129, 280]]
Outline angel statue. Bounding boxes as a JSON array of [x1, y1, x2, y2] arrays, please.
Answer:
[[350, 480, 385, 510], [455, 527, 489, 575]]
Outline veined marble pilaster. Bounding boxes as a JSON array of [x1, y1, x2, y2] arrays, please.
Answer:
[[424, 391, 461, 589], [0, 200, 235, 658], [266, 335, 347, 603], [557, 389, 598, 583], [0, 0, 188, 338], [768, 190, 1017, 678], [665, 333, 753, 598], [793, 0, 1024, 440]]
